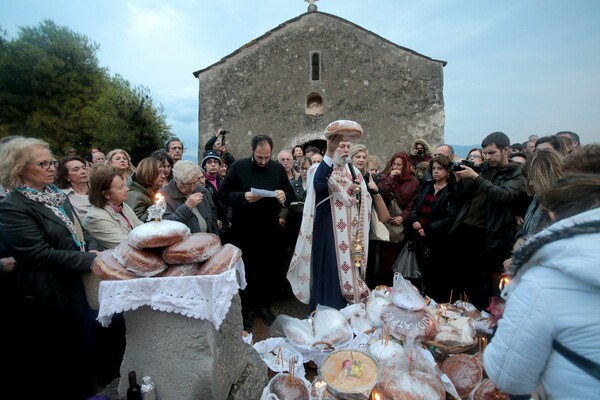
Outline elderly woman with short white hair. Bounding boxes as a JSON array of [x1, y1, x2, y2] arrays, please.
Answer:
[[159, 160, 218, 234]]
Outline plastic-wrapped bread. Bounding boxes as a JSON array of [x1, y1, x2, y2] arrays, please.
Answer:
[[380, 304, 438, 342], [196, 243, 241, 275], [113, 241, 169, 277], [91, 250, 138, 280], [127, 220, 190, 249], [313, 305, 354, 345], [324, 119, 363, 141], [161, 263, 201, 277], [279, 316, 314, 346], [366, 289, 392, 328], [471, 378, 509, 400], [440, 354, 482, 400], [377, 364, 445, 400], [162, 232, 221, 264]]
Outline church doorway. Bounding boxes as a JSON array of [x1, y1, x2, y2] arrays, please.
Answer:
[[302, 139, 326, 155]]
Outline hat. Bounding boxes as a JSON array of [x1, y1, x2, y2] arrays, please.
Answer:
[[202, 150, 222, 167]]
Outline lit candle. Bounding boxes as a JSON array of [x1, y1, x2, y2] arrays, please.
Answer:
[[147, 193, 166, 222], [314, 379, 327, 400], [371, 388, 382, 400], [499, 274, 511, 290]]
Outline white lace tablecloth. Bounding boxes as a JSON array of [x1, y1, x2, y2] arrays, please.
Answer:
[[97, 260, 246, 330]]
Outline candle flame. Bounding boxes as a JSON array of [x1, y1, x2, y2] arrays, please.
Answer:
[[371, 390, 382, 400], [499, 275, 511, 290], [155, 193, 164, 204]]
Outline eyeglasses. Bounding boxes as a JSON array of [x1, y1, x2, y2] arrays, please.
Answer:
[[30, 160, 59, 170], [180, 178, 201, 187], [300, 168, 309, 172], [468, 154, 482, 160]]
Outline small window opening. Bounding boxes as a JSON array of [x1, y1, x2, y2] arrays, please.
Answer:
[[311, 52, 321, 81], [306, 92, 324, 115]]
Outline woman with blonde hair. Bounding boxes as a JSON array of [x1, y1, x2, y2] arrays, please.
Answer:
[[0, 137, 100, 398], [519, 148, 565, 238], [349, 144, 369, 177], [106, 148, 136, 182]]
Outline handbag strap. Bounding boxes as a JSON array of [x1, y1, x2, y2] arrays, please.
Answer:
[[552, 339, 600, 381]]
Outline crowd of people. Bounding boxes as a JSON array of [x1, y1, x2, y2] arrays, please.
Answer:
[[0, 126, 598, 399]]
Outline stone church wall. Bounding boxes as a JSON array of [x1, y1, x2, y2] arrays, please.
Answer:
[[196, 12, 445, 163]]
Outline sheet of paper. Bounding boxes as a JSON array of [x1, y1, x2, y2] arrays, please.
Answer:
[[251, 187, 277, 198]]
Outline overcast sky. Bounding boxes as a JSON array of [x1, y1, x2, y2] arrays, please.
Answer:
[[2, 0, 599, 159]]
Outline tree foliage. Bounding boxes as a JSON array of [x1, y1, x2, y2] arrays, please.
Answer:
[[0, 20, 172, 162]]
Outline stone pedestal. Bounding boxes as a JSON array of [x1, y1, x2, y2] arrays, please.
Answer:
[[117, 294, 247, 400]]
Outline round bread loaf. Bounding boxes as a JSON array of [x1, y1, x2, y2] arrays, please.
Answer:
[[113, 241, 169, 277], [377, 365, 446, 400], [127, 220, 190, 249], [380, 305, 438, 342], [162, 232, 221, 264], [269, 373, 309, 400], [377, 365, 445, 400], [472, 351, 486, 377], [91, 250, 138, 280], [471, 378, 509, 400], [324, 119, 363, 141], [440, 354, 482, 400], [196, 243, 241, 275], [161, 263, 202, 277]]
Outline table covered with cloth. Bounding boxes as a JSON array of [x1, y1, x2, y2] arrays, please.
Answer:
[[97, 259, 246, 329]]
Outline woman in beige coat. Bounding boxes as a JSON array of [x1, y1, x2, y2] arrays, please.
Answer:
[[84, 166, 142, 250]]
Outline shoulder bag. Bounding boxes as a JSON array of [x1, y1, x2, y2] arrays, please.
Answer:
[[384, 197, 404, 243]]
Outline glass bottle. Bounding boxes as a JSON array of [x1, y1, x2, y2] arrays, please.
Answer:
[[127, 370, 142, 400]]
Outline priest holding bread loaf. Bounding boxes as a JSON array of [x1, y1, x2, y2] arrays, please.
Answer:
[[288, 120, 371, 312], [220, 134, 295, 332]]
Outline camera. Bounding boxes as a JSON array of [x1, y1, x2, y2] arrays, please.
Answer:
[[219, 129, 229, 145], [449, 159, 479, 172]]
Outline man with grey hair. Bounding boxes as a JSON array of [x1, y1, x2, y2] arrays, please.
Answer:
[[277, 149, 299, 184], [92, 151, 105, 164], [159, 160, 218, 234], [433, 143, 457, 160]]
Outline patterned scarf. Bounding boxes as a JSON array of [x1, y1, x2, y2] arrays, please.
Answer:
[[17, 184, 86, 251]]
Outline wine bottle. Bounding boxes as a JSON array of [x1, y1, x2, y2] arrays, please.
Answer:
[[127, 370, 142, 400]]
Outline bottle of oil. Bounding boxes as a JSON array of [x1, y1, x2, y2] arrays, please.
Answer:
[[126, 370, 142, 400]]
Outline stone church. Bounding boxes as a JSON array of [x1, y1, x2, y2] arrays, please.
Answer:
[[193, 4, 446, 163]]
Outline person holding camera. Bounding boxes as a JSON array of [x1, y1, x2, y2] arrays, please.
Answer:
[[205, 128, 236, 167], [448, 131, 527, 310], [409, 138, 433, 168]]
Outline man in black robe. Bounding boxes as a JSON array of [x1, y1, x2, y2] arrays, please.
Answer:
[[220, 135, 294, 332]]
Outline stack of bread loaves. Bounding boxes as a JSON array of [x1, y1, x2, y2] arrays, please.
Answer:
[[92, 220, 240, 279]]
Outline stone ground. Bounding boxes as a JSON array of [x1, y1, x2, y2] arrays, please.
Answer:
[[248, 289, 309, 343]]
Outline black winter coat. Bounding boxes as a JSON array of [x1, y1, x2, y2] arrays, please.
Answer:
[[0, 190, 97, 399]]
